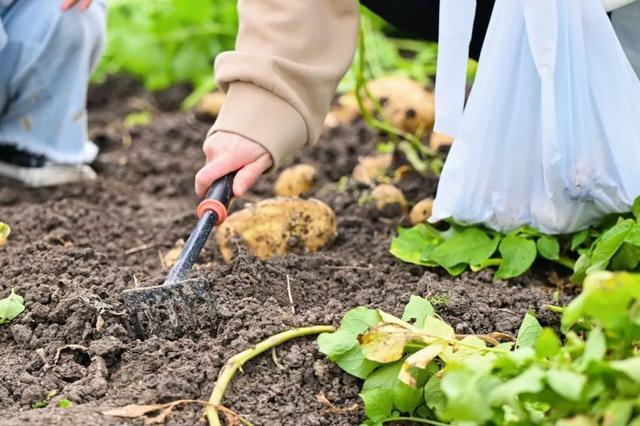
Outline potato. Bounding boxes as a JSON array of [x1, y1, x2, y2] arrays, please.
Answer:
[[370, 184, 408, 216], [324, 94, 360, 128], [162, 239, 185, 269], [409, 197, 434, 225], [274, 164, 317, 197], [196, 91, 226, 118], [430, 132, 454, 151], [324, 77, 434, 134], [216, 197, 337, 262], [352, 154, 393, 184], [367, 77, 435, 134]]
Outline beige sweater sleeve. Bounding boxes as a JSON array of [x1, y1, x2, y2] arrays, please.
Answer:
[[210, 0, 359, 169]]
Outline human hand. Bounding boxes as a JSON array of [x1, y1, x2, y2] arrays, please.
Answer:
[[195, 131, 273, 198], [61, 0, 93, 12]]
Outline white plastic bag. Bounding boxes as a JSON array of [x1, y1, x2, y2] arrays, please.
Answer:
[[431, 0, 640, 234]]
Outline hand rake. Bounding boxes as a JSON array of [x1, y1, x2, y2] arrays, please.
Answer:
[[122, 173, 234, 338]]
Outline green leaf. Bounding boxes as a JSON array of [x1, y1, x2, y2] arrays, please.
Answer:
[[535, 328, 561, 358], [360, 388, 393, 422], [362, 360, 426, 415], [317, 329, 358, 358], [633, 197, 640, 219], [0, 289, 25, 325], [340, 307, 382, 335], [625, 223, 640, 246], [571, 253, 591, 283], [609, 243, 640, 271], [579, 328, 606, 370], [495, 235, 537, 280], [334, 345, 379, 379], [537, 235, 560, 261], [401, 296, 434, 328], [563, 272, 640, 331], [423, 227, 499, 268], [516, 312, 543, 349], [489, 366, 545, 404], [603, 399, 633, 426], [440, 368, 492, 422], [58, 399, 72, 409], [424, 374, 446, 413], [362, 361, 401, 392], [571, 229, 590, 250], [546, 369, 586, 401], [392, 380, 425, 414], [586, 219, 635, 274], [318, 307, 382, 378], [390, 225, 441, 265], [609, 357, 640, 382]]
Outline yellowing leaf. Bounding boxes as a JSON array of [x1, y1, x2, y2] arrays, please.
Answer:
[[423, 316, 455, 340], [103, 403, 169, 418], [398, 344, 443, 387], [359, 324, 416, 363]]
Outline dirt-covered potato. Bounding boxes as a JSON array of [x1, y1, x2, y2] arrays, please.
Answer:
[[196, 91, 225, 118], [368, 77, 435, 134], [430, 132, 454, 151], [410, 197, 434, 225], [370, 184, 408, 217], [216, 197, 337, 262], [274, 164, 317, 197], [324, 94, 360, 128], [352, 154, 393, 184], [324, 77, 434, 134]]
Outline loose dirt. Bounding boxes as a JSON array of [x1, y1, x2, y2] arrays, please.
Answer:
[[0, 77, 573, 425]]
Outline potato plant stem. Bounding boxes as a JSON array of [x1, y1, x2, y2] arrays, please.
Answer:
[[206, 325, 336, 426]]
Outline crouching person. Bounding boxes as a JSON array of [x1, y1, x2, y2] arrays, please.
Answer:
[[0, 0, 106, 187]]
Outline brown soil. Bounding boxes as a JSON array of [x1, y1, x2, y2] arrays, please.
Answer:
[[0, 76, 573, 426]]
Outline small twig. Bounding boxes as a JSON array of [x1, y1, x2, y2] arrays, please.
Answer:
[[286, 275, 295, 315], [316, 392, 360, 414], [206, 325, 336, 426], [125, 242, 159, 255]]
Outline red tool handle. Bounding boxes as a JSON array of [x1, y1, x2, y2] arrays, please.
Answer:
[[196, 172, 235, 225]]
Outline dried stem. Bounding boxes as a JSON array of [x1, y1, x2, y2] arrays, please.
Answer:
[[206, 325, 336, 426]]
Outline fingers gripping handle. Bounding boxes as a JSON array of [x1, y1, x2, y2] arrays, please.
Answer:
[[196, 173, 235, 224]]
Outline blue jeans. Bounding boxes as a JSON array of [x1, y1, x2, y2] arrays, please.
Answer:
[[0, 0, 106, 164]]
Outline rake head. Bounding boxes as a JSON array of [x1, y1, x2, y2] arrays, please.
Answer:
[[121, 278, 216, 338]]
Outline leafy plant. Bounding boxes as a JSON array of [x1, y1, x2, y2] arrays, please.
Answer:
[[31, 390, 58, 409], [353, 17, 443, 176], [95, 0, 238, 105], [392, 198, 640, 282], [391, 223, 573, 280], [0, 289, 25, 325], [319, 272, 640, 425]]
